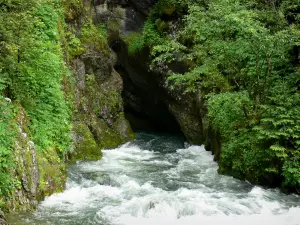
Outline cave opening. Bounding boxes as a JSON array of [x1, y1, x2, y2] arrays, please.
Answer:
[[114, 64, 182, 134]]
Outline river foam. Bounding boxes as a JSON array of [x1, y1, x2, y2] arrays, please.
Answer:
[[9, 133, 300, 225]]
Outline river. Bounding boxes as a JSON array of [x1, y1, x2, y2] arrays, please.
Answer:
[[8, 132, 300, 225]]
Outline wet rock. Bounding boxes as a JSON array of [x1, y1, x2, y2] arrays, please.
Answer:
[[113, 42, 207, 142], [149, 201, 155, 209], [71, 122, 102, 162], [71, 54, 134, 159], [69, 2, 134, 162]]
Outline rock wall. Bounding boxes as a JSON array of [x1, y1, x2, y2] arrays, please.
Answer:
[[114, 45, 222, 157], [100, 0, 222, 159], [70, 52, 134, 162], [93, 0, 157, 32], [1, 105, 66, 213], [66, 0, 134, 162], [92, 0, 187, 134]]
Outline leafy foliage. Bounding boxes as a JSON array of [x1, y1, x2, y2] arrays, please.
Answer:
[[125, 32, 145, 55], [142, 0, 300, 191], [0, 0, 73, 196], [207, 92, 251, 136], [80, 20, 108, 53], [0, 99, 16, 197]]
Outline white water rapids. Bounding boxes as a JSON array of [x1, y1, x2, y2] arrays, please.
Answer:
[[10, 133, 300, 225]]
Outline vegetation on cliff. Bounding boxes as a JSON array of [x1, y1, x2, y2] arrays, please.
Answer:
[[0, 0, 134, 210], [130, 0, 300, 192], [0, 0, 72, 205]]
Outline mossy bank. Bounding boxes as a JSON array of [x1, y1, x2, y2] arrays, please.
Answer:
[[0, 0, 134, 216]]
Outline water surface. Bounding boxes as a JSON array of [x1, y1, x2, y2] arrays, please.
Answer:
[[9, 132, 300, 225]]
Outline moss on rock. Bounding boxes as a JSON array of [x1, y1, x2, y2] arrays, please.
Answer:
[[114, 113, 135, 141], [62, 0, 84, 22], [69, 3, 135, 159], [6, 107, 67, 212], [70, 122, 103, 163], [37, 148, 66, 199]]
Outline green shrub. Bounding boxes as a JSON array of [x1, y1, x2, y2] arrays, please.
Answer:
[[125, 32, 145, 55], [80, 20, 108, 53], [0, 98, 16, 197], [143, 0, 300, 191]]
